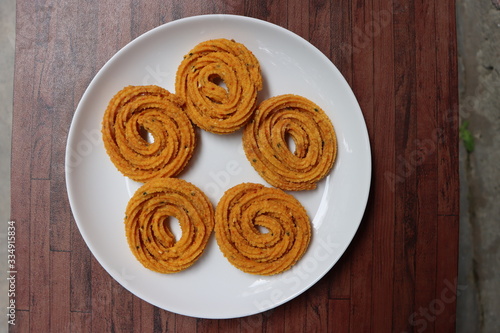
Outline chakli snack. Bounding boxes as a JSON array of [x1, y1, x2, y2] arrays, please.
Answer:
[[175, 38, 262, 134], [125, 178, 214, 273], [102, 85, 196, 183], [243, 94, 337, 191], [215, 183, 311, 275]]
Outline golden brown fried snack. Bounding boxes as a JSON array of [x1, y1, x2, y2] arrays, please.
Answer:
[[215, 183, 311, 275], [102, 85, 196, 182], [243, 94, 337, 191], [125, 178, 214, 273], [175, 38, 262, 134]]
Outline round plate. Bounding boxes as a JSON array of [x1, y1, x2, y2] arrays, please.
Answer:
[[65, 14, 371, 319]]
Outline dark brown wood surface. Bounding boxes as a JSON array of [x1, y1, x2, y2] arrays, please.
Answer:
[[10, 0, 459, 332]]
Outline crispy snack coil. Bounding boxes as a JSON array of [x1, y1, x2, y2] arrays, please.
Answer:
[[215, 183, 311, 275], [175, 38, 262, 134], [102, 85, 195, 183], [125, 178, 214, 273], [243, 94, 337, 191]]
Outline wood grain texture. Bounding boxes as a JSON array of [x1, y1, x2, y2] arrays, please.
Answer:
[[392, 1, 418, 332], [349, 1, 376, 332], [11, 0, 459, 331], [371, 0, 395, 330]]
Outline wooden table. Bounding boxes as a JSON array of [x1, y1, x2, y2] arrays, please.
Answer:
[[11, 0, 459, 332]]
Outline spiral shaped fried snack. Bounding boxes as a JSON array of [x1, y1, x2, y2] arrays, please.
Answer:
[[215, 183, 311, 275], [175, 38, 263, 134], [102, 85, 196, 183], [125, 178, 214, 273], [243, 94, 337, 191]]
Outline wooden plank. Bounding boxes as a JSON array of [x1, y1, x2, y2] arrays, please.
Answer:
[[207, 0, 234, 15], [91, 258, 112, 332], [330, 0, 352, 83], [435, 0, 459, 216], [370, 0, 395, 331], [262, 306, 285, 333], [283, 291, 308, 332], [287, 0, 309, 39], [95, 1, 132, 71], [240, 313, 264, 333], [8, 309, 30, 333], [137, 300, 155, 332], [197, 318, 219, 332], [218, 317, 242, 332], [244, 0, 287, 27], [11, 0, 35, 312], [70, 221, 92, 312], [157, 308, 177, 332], [413, 1, 439, 332], [70, 312, 92, 333], [50, 251, 71, 332], [414, 171, 439, 333], [131, 297, 145, 333], [328, 0, 353, 302], [328, 299, 350, 333], [111, 279, 135, 333], [66, 5, 115, 326], [70, 0, 99, 89], [434, 2, 460, 331], [392, 1, 418, 332], [328, 251, 351, 299], [434, 215, 459, 332], [48, 2, 80, 252], [49, 89, 72, 250], [49, 180, 72, 252], [349, 0, 375, 331], [138, 302, 182, 333], [309, 0, 330, 57], [28, 1, 55, 180], [171, 0, 214, 19], [347, 223, 373, 333], [306, 276, 329, 332], [9, 106, 31, 317], [130, 0, 162, 38], [29, 180, 51, 332], [173, 313, 196, 332]]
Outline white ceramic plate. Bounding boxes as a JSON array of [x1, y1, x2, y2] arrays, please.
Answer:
[[66, 14, 371, 319]]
